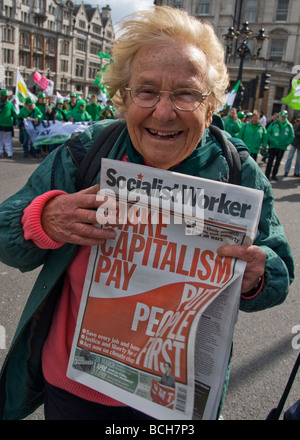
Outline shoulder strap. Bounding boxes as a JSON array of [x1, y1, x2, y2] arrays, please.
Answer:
[[266, 352, 300, 420], [75, 120, 126, 191], [209, 124, 242, 185]]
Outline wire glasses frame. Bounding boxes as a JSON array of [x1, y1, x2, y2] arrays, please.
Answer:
[[124, 85, 211, 112]]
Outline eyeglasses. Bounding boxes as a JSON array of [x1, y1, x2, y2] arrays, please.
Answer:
[[124, 85, 210, 112]]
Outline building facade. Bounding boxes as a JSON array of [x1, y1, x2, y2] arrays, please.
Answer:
[[154, 0, 300, 118], [0, 0, 114, 98]]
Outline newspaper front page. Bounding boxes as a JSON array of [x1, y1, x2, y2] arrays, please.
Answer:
[[67, 159, 263, 420]]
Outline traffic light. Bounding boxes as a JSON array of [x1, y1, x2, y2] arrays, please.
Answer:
[[259, 72, 271, 98]]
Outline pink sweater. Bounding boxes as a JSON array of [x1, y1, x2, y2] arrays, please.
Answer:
[[22, 190, 124, 406]]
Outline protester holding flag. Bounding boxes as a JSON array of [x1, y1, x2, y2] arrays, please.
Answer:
[[224, 107, 243, 137], [17, 97, 43, 157], [0, 89, 18, 158]]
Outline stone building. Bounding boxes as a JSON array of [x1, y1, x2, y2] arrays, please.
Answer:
[[0, 0, 114, 98], [154, 0, 300, 118]]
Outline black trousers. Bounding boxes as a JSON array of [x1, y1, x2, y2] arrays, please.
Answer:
[[44, 380, 155, 420], [265, 148, 285, 179]]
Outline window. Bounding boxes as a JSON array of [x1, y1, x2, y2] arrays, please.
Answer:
[[3, 49, 14, 64], [46, 38, 55, 54], [93, 24, 101, 35], [61, 41, 69, 56], [5, 70, 14, 87], [33, 36, 43, 51], [90, 42, 101, 55], [77, 38, 86, 52], [89, 62, 99, 79], [275, 86, 284, 100], [276, 0, 289, 21], [60, 59, 68, 72], [79, 20, 86, 29], [245, 0, 257, 22], [19, 52, 30, 68], [174, 1, 182, 8], [75, 59, 85, 77], [33, 54, 43, 69], [20, 32, 30, 48], [198, 1, 210, 15], [270, 39, 285, 60], [3, 26, 15, 43], [61, 77, 68, 91]]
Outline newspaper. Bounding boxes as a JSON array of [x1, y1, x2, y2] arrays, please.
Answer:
[[67, 158, 263, 420]]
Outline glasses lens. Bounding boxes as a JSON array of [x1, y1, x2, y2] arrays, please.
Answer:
[[172, 89, 204, 111], [130, 85, 160, 108]]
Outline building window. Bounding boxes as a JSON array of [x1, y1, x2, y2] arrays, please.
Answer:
[[20, 31, 30, 48], [61, 77, 68, 91], [75, 59, 85, 77], [174, 0, 182, 8], [61, 59, 69, 72], [3, 26, 15, 43], [88, 62, 99, 79], [33, 54, 43, 70], [77, 38, 86, 52], [245, 0, 257, 22], [61, 41, 69, 56], [33, 36, 43, 51], [79, 20, 86, 29], [90, 42, 101, 55], [3, 49, 14, 64], [93, 24, 101, 35], [270, 39, 285, 60], [19, 52, 30, 67], [276, 0, 289, 21], [198, 1, 210, 15], [5, 70, 14, 87]]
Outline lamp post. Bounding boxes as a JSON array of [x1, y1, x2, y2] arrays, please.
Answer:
[[223, 22, 268, 109]]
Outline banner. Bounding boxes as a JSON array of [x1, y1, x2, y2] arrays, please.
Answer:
[[33, 71, 54, 96], [14, 68, 36, 112], [23, 119, 95, 149]]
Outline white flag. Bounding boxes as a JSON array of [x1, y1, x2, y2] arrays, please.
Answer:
[[14, 68, 36, 112]]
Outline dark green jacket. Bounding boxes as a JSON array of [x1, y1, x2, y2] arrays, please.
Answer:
[[0, 120, 294, 419]]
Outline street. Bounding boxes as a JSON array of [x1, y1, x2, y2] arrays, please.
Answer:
[[0, 134, 299, 420]]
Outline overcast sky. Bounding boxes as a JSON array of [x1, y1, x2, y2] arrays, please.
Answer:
[[98, 0, 155, 25]]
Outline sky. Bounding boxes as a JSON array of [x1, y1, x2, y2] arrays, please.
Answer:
[[98, 0, 155, 25]]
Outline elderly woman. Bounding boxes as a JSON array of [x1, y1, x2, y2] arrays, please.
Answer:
[[0, 7, 293, 420]]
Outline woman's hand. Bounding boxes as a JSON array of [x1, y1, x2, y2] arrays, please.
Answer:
[[217, 244, 266, 294], [41, 184, 117, 246]]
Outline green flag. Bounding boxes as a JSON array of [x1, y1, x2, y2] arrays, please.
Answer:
[[281, 83, 300, 110], [225, 80, 241, 107]]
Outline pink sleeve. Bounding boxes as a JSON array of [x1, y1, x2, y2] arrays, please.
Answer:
[[21, 190, 67, 249], [241, 274, 265, 300]]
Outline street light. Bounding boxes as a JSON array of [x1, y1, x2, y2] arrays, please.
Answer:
[[223, 22, 268, 108]]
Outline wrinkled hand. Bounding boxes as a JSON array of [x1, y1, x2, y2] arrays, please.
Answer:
[[217, 244, 266, 294], [41, 184, 117, 246]]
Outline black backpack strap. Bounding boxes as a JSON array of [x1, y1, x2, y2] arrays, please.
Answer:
[[266, 352, 300, 420], [75, 120, 126, 191], [209, 124, 242, 185]]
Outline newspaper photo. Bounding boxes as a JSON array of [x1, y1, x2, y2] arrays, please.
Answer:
[[67, 158, 263, 420]]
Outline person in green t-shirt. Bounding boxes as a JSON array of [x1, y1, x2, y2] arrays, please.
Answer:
[[86, 94, 103, 121], [0, 89, 18, 158], [265, 110, 295, 181]]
